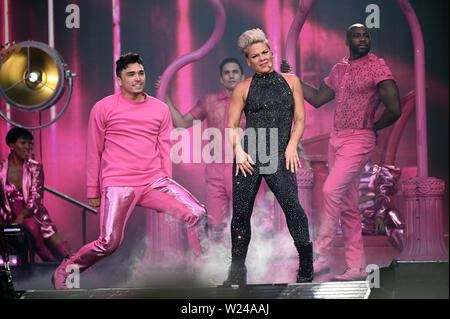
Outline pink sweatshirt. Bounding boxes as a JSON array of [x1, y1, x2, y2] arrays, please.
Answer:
[[86, 92, 173, 199]]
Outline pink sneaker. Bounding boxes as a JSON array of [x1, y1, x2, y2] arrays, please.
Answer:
[[313, 255, 330, 274], [52, 259, 71, 290], [332, 268, 367, 281]]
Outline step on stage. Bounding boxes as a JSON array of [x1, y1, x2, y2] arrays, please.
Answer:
[[17, 281, 371, 299]]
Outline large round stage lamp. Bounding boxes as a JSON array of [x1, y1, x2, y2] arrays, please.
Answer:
[[0, 40, 76, 130]]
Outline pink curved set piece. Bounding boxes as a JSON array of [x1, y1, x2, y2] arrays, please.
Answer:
[[395, 0, 447, 261], [156, 0, 226, 102], [396, 0, 428, 178], [284, 0, 314, 73]]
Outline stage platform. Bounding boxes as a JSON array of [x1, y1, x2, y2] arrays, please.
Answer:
[[16, 281, 371, 299], [2, 260, 447, 300]]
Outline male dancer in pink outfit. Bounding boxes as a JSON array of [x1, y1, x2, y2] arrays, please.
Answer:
[[53, 53, 208, 289], [299, 24, 401, 280]]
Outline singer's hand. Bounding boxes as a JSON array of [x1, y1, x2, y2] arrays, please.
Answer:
[[235, 145, 255, 177]]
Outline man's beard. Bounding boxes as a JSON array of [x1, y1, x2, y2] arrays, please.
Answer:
[[350, 43, 371, 57]]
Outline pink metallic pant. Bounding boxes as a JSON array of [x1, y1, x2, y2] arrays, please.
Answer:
[[66, 177, 208, 273], [315, 129, 376, 269]]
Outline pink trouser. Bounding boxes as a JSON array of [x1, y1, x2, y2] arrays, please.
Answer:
[[66, 177, 208, 273], [205, 163, 233, 244], [315, 129, 376, 269], [10, 198, 66, 262]]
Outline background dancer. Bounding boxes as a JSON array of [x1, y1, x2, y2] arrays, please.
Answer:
[[53, 53, 208, 289], [1, 127, 72, 262], [300, 24, 401, 281]]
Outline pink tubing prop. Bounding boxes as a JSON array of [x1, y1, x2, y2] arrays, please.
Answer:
[[284, 0, 314, 73], [156, 0, 226, 101], [396, 0, 428, 178]]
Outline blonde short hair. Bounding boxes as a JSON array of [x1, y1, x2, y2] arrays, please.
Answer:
[[237, 28, 271, 57]]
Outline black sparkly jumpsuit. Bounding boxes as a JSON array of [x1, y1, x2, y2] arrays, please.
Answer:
[[231, 71, 311, 265]]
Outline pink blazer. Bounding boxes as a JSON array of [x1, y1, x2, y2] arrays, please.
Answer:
[[0, 159, 57, 238]]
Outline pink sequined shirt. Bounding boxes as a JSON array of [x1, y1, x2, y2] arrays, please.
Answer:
[[324, 53, 395, 130]]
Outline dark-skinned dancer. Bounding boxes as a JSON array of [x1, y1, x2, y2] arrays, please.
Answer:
[[299, 24, 401, 281]]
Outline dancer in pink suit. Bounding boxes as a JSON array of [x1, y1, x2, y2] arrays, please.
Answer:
[[53, 53, 208, 289], [299, 24, 402, 280], [1, 127, 72, 262]]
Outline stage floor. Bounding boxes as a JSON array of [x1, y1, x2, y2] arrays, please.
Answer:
[[5, 264, 448, 300], [17, 281, 371, 299], [4, 234, 448, 300]]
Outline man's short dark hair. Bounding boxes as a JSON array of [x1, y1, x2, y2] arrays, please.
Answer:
[[6, 127, 33, 145], [219, 57, 243, 75], [116, 53, 144, 77]]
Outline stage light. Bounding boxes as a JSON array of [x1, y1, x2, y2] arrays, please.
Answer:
[[28, 70, 42, 84], [0, 40, 76, 129], [0, 256, 18, 266]]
